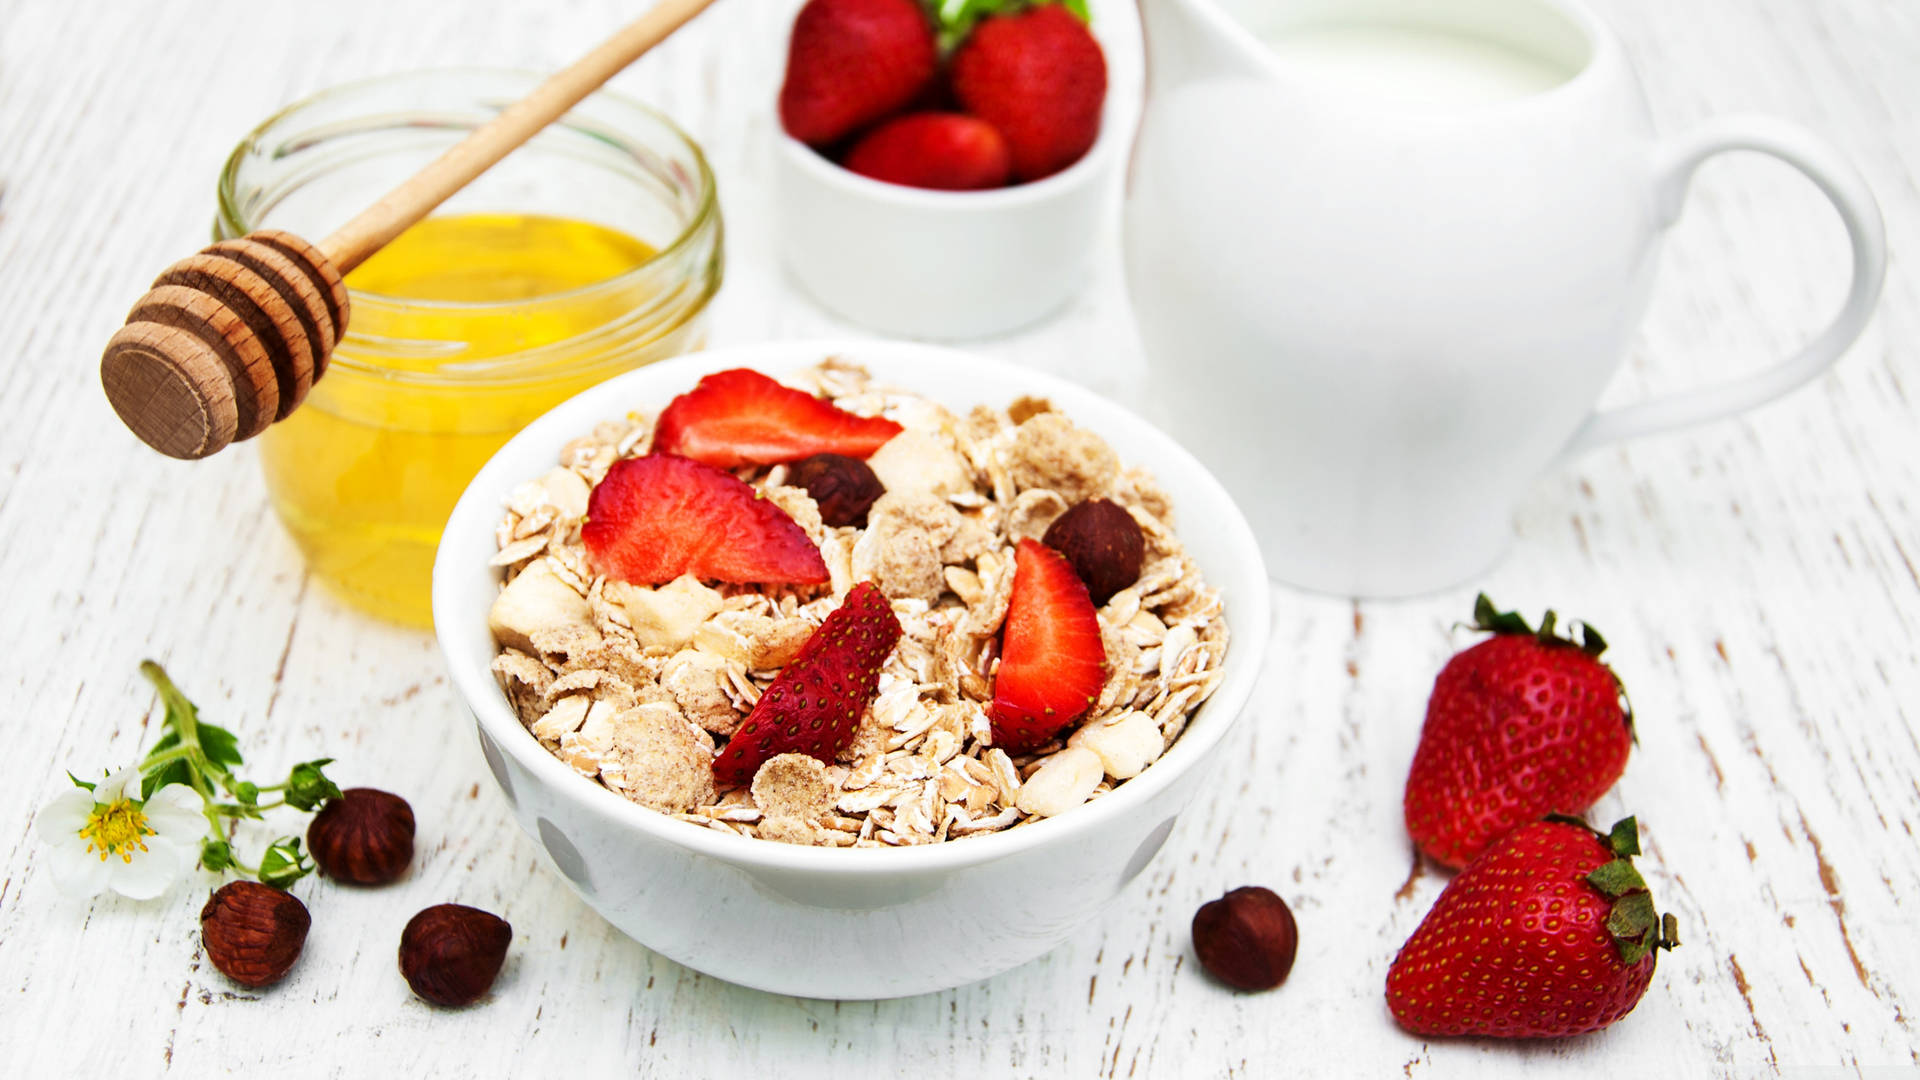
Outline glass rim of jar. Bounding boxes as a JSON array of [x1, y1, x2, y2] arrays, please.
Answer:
[[213, 66, 719, 318]]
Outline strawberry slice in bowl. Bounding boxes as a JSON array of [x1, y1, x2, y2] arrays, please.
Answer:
[[712, 581, 902, 787], [991, 538, 1107, 753], [582, 453, 828, 586], [652, 368, 903, 469]]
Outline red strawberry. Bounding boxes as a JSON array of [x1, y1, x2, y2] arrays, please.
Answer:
[[653, 368, 904, 469], [845, 112, 1012, 191], [1386, 815, 1679, 1038], [780, 0, 937, 147], [949, 3, 1107, 182], [712, 582, 902, 786], [991, 538, 1106, 751], [582, 454, 828, 586], [1403, 595, 1631, 868]]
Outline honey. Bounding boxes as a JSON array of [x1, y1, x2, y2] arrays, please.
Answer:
[[259, 212, 707, 625]]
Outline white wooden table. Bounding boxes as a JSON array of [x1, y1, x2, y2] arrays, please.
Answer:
[[2, 0, 1915, 1075]]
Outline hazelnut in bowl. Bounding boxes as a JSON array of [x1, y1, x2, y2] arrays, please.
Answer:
[[432, 339, 1269, 998], [772, 0, 1123, 339]]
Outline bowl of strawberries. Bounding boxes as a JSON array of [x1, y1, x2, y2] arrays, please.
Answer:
[[773, 0, 1120, 338]]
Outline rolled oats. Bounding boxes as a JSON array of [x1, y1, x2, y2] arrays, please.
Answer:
[[486, 360, 1230, 846]]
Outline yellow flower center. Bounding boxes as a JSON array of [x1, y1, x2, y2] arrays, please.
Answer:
[[78, 798, 154, 863]]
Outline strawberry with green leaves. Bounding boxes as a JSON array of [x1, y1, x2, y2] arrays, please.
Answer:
[[1403, 595, 1632, 868], [949, 0, 1107, 182], [712, 582, 902, 787], [1387, 815, 1679, 1038]]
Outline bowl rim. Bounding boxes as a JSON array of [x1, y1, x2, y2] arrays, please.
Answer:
[[432, 339, 1270, 875]]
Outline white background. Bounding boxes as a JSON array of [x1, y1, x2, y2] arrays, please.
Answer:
[[0, 0, 1915, 1075]]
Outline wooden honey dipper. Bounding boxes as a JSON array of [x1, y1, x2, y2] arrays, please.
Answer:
[[101, 0, 719, 460]]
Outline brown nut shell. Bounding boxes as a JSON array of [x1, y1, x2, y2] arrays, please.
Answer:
[[308, 787, 415, 885], [201, 880, 311, 989], [787, 453, 885, 528], [1042, 498, 1145, 606], [399, 903, 513, 1007], [1192, 885, 1298, 992]]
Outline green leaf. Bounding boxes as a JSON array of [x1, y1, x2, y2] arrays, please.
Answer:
[[283, 760, 342, 812], [67, 771, 97, 792], [931, 0, 1090, 52], [1606, 892, 1658, 965], [142, 760, 192, 801], [257, 837, 312, 889], [1470, 594, 1535, 636], [1578, 621, 1609, 656], [1586, 858, 1647, 899], [200, 838, 235, 872], [1659, 912, 1681, 951], [198, 722, 245, 772], [1606, 817, 1641, 858]]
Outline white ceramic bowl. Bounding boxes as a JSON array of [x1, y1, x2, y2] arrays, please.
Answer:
[[771, 39, 1125, 340], [432, 340, 1269, 999]]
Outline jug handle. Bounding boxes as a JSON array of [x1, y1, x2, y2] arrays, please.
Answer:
[[1563, 115, 1886, 456]]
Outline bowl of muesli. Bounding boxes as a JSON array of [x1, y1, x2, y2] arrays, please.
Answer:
[[433, 340, 1269, 999]]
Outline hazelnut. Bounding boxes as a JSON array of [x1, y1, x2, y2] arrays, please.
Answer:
[[307, 788, 415, 886], [1042, 498, 1144, 605], [201, 881, 311, 989], [787, 453, 885, 527], [1191, 886, 1298, 991], [399, 903, 513, 1007]]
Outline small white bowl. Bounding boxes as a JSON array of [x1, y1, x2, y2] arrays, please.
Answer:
[[772, 61, 1125, 339], [433, 340, 1269, 999]]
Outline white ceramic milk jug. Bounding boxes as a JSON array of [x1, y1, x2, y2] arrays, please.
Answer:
[[1123, 0, 1886, 597]]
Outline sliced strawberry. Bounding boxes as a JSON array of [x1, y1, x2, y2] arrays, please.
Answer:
[[991, 538, 1107, 752], [845, 112, 1012, 191], [652, 368, 904, 469], [713, 582, 902, 787], [582, 454, 828, 586]]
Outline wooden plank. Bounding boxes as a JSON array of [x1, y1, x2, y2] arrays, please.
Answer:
[[0, 0, 1914, 1074]]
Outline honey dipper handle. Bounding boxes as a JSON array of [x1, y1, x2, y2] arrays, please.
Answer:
[[318, 0, 721, 274]]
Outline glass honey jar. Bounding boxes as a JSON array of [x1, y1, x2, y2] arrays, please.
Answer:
[[216, 70, 722, 626]]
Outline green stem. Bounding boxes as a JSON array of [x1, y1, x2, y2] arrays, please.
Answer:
[[136, 745, 200, 772], [140, 662, 228, 840]]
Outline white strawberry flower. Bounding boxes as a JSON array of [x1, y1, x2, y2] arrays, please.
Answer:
[[37, 769, 207, 900]]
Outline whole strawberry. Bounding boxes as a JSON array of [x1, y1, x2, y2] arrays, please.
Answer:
[[780, 0, 938, 147], [712, 581, 902, 786], [846, 112, 1012, 190], [1387, 815, 1679, 1038], [1403, 595, 1630, 868], [950, 2, 1107, 182]]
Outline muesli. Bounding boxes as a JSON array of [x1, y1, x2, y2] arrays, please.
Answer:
[[486, 359, 1227, 847]]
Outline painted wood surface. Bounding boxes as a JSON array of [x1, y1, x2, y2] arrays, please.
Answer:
[[0, 0, 1914, 1075]]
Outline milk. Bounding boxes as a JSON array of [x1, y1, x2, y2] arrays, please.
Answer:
[[1262, 24, 1574, 111]]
